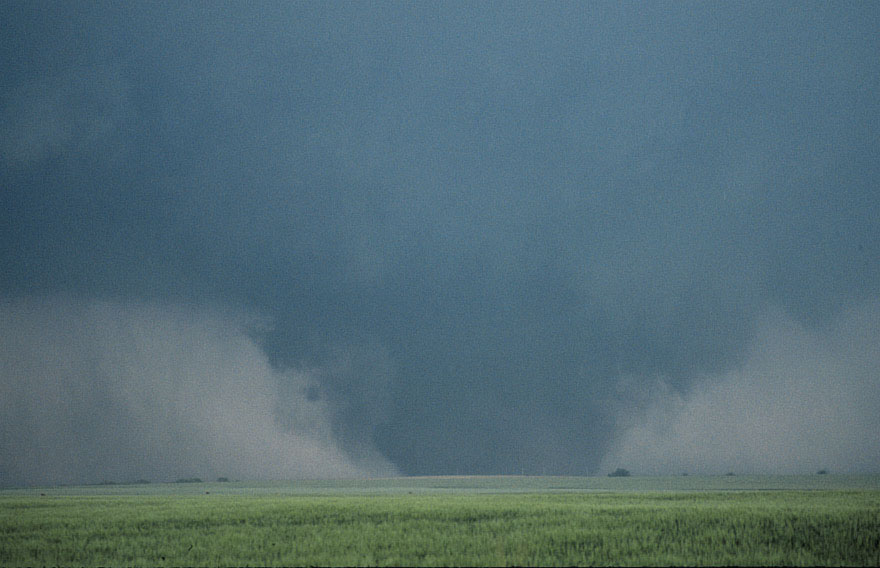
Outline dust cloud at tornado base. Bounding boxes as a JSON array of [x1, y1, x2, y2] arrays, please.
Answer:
[[601, 299, 880, 476], [0, 297, 397, 487], [3, 296, 878, 485]]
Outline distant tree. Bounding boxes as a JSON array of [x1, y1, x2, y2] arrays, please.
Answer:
[[725, 472, 736, 476], [608, 468, 631, 477], [817, 469, 828, 475], [175, 477, 203, 483], [217, 477, 230, 482]]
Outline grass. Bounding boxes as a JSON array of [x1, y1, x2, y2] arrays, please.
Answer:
[[2, 476, 879, 566]]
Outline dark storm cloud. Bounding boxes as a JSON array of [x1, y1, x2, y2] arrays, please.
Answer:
[[2, 3, 879, 483]]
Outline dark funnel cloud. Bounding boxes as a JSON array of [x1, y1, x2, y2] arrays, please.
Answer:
[[2, 3, 879, 485]]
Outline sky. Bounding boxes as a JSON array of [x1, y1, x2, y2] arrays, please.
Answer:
[[1, 2, 879, 486]]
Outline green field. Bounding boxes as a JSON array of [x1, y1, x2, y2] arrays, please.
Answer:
[[2, 476, 879, 566]]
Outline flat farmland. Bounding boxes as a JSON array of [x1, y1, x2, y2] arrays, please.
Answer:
[[2, 476, 879, 566]]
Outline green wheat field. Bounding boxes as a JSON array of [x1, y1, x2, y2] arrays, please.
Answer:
[[2, 475, 879, 566]]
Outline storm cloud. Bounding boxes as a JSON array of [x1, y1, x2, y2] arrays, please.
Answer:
[[1, 3, 879, 484]]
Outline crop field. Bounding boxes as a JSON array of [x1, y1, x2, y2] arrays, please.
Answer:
[[2, 476, 879, 566]]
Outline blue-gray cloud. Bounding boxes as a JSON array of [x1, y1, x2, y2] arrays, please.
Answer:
[[1, 3, 879, 482]]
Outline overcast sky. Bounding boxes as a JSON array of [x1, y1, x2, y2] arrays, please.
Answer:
[[2, 2, 879, 486]]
